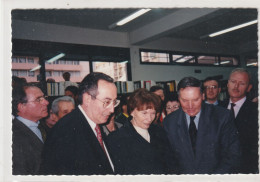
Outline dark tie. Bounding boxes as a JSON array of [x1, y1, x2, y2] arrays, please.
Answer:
[[189, 116, 197, 154], [230, 103, 236, 118], [37, 122, 46, 142], [95, 125, 107, 156]]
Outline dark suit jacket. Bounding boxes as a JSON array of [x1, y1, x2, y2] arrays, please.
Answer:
[[12, 118, 43, 175], [221, 99, 258, 174], [39, 107, 114, 175], [106, 121, 177, 174], [163, 103, 241, 174]]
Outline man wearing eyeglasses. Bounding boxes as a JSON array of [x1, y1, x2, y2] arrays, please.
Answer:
[[203, 77, 223, 106], [40, 72, 119, 175], [12, 85, 49, 175]]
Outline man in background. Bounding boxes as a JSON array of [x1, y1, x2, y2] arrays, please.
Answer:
[[203, 77, 223, 106], [222, 68, 258, 174], [164, 77, 240, 174], [12, 84, 49, 175], [40, 72, 119, 175]]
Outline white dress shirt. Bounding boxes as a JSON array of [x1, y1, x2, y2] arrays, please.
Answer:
[[78, 105, 114, 171], [228, 96, 246, 118]]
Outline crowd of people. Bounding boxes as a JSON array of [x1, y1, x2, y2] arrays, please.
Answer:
[[12, 68, 258, 175]]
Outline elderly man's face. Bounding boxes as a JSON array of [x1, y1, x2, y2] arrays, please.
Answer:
[[57, 101, 75, 119], [179, 87, 203, 117], [85, 80, 118, 124], [20, 87, 49, 121], [227, 72, 252, 102]]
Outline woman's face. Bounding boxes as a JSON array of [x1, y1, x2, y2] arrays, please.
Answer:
[[131, 107, 156, 129]]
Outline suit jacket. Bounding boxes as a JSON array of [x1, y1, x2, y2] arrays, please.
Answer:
[[39, 107, 114, 175], [222, 99, 258, 174], [12, 118, 43, 175], [106, 121, 177, 174], [163, 103, 241, 174]]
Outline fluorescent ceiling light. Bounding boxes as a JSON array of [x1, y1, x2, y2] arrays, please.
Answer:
[[247, 62, 258, 66], [120, 61, 128, 64], [46, 53, 65, 63], [30, 53, 65, 72], [109, 9, 151, 29], [209, 20, 257, 37], [214, 61, 230, 65], [30, 65, 41, 72]]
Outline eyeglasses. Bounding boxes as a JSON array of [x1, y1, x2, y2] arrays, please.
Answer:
[[204, 85, 218, 90], [27, 95, 48, 103], [166, 105, 179, 110], [92, 96, 120, 108]]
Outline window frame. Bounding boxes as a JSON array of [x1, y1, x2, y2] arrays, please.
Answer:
[[140, 49, 240, 67]]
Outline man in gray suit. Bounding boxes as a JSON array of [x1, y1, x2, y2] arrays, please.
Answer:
[[163, 77, 240, 174], [12, 84, 49, 175]]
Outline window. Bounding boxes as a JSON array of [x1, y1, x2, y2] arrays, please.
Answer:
[[19, 57, 26, 63], [67, 61, 73, 65], [46, 71, 52, 77], [74, 61, 79, 65], [28, 57, 34, 64], [59, 60, 66, 64], [197, 56, 217, 65], [28, 71, 35, 77], [172, 55, 196, 64], [93, 61, 128, 81], [19, 70, 27, 76], [12, 70, 19, 76], [246, 57, 258, 67], [12, 57, 18, 63], [141, 51, 170, 63], [140, 49, 239, 67]]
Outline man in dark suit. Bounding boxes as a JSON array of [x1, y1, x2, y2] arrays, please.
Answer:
[[163, 77, 241, 174], [40, 72, 119, 175], [222, 68, 258, 174], [12, 84, 49, 175], [203, 76, 223, 106]]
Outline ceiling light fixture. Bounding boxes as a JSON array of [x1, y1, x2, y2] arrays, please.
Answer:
[[201, 19, 257, 39], [30, 53, 65, 72], [247, 62, 258, 66], [109, 9, 151, 29]]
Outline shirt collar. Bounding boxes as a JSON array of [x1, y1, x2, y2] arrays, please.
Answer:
[[205, 100, 218, 105], [229, 96, 246, 108], [78, 105, 97, 134], [16, 116, 39, 127]]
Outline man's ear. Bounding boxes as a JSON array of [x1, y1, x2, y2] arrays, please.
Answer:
[[82, 92, 92, 106], [17, 103, 25, 113], [247, 84, 253, 93]]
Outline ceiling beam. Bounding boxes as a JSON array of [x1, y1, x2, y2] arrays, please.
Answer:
[[129, 8, 221, 45]]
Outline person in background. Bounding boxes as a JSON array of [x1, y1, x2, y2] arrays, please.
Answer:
[[203, 77, 223, 106], [62, 72, 78, 90], [107, 88, 177, 175], [150, 85, 166, 126], [40, 72, 119, 175], [101, 106, 123, 136], [65, 85, 79, 106], [12, 76, 27, 89], [165, 93, 180, 115], [115, 93, 129, 125], [222, 68, 258, 174], [38, 96, 75, 139], [163, 77, 240, 174], [12, 84, 49, 175]]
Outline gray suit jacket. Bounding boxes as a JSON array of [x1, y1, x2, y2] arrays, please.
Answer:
[[12, 118, 43, 175], [163, 103, 241, 174]]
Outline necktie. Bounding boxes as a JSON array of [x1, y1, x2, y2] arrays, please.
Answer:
[[189, 116, 197, 154], [230, 103, 236, 118], [95, 125, 107, 156], [38, 122, 46, 142]]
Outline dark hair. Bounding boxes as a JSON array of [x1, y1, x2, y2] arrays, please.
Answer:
[[127, 88, 161, 115], [177, 77, 203, 94], [63, 72, 71, 81], [203, 77, 220, 87], [65, 86, 79, 96], [12, 76, 27, 89], [78, 72, 114, 105], [150, 85, 164, 93], [12, 84, 42, 116], [166, 92, 179, 102]]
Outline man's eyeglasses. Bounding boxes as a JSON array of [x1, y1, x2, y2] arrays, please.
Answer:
[[166, 105, 179, 110], [27, 95, 48, 103], [92, 96, 120, 108], [204, 85, 218, 90]]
